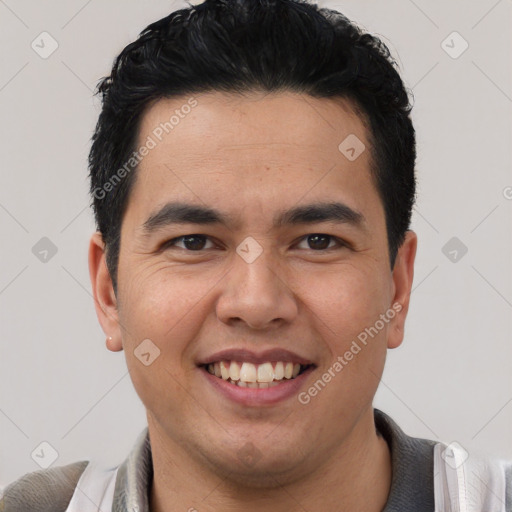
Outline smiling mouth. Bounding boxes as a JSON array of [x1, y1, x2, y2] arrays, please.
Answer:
[[202, 360, 314, 389]]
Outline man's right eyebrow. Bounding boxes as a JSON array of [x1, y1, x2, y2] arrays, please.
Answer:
[[141, 202, 234, 234]]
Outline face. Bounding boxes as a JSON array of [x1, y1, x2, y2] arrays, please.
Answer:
[[90, 91, 416, 485]]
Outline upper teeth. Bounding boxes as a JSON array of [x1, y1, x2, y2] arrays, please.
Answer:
[[207, 361, 302, 385]]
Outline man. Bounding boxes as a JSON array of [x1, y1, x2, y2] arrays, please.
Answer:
[[2, 0, 510, 510]]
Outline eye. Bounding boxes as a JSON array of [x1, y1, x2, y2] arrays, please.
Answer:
[[163, 234, 216, 251], [161, 233, 346, 253], [295, 234, 345, 251]]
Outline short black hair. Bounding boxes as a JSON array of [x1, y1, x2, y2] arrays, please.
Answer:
[[89, 0, 416, 293]]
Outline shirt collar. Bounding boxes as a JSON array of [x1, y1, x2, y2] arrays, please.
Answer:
[[375, 408, 435, 511]]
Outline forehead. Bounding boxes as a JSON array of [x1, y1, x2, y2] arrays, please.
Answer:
[[138, 91, 370, 158], [127, 91, 379, 224]]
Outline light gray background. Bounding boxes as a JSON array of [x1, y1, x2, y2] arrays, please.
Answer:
[[1, 0, 511, 487]]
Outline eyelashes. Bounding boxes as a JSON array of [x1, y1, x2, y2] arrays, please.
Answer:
[[162, 233, 348, 252]]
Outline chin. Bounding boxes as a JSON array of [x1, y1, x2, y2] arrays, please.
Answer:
[[216, 459, 306, 489], [202, 440, 311, 489]]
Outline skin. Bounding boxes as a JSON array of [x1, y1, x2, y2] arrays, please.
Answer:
[[89, 91, 417, 511]]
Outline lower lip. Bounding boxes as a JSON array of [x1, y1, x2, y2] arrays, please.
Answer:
[[199, 366, 315, 406]]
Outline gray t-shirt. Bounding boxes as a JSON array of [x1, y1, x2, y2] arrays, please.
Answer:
[[2, 409, 510, 511]]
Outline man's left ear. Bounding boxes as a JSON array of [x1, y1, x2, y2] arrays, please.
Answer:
[[387, 230, 417, 349]]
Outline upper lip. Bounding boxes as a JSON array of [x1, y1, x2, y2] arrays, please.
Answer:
[[198, 348, 315, 366]]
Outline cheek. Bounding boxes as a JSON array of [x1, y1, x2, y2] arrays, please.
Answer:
[[116, 265, 213, 421], [116, 261, 217, 366], [120, 258, 208, 322], [299, 261, 392, 348], [317, 267, 391, 402], [300, 267, 391, 417]]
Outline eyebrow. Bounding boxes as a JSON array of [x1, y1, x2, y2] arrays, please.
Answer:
[[141, 201, 366, 234]]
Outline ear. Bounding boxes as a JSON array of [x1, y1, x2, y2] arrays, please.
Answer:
[[88, 232, 123, 352], [387, 230, 417, 349]]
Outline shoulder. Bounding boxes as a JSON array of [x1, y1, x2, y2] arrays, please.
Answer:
[[434, 442, 512, 510], [0, 460, 89, 512], [374, 409, 512, 511]]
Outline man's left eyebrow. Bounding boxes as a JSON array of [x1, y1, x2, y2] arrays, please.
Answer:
[[273, 202, 367, 230]]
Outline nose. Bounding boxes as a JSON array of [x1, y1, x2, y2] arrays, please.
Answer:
[[215, 248, 298, 330]]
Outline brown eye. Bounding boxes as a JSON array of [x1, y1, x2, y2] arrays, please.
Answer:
[[301, 234, 335, 250], [294, 234, 348, 252], [164, 235, 214, 251], [182, 235, 208, 250]]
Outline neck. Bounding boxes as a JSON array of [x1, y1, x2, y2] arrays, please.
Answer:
[[149, 408, 391, 512]]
